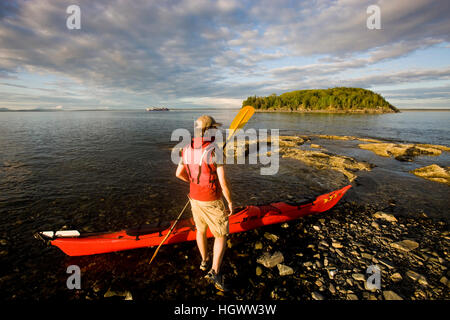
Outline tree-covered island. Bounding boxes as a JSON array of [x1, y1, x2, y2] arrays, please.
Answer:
[[242, 87, 399, 113]]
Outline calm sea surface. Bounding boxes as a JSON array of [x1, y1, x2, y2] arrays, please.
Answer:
[[0, 109, 449, 299]]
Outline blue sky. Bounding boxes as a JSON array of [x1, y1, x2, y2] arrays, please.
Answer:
[[0, 0, 449, 110]]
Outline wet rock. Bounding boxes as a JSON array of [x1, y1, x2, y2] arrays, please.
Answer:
[[372, 211, 397, 223], [391, 240, 419, 252], [410, 164, 450, 186], [383, 291, 403, 300], [257, 251, 284, 268], [359, 142, 447, 162], [277, 264, 294, 276], [279, 146, 373, 182], [281, 223, 289, 229], [254, 242, 263, 250], [256, 266, 263, 276]]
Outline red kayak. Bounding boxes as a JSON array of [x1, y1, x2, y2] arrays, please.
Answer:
[[35, 185, 351, 256]]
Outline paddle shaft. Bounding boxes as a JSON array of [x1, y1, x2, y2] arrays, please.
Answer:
[[148, 199, 190, 265]]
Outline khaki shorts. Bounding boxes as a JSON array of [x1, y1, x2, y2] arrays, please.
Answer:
[[190, 198, 229, 238]]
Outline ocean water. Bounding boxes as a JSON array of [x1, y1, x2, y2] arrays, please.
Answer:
[[0, 109, 449, 299]]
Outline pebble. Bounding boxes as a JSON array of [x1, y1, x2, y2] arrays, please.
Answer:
[[311, 292, 324, 300], [383, 291, 403, 300], [390, 240, 419, 252], [256, 266, 263, 276], [331, 242, 343, 249], [371, 221, 380, 230], [352, 273, 365, 282], [439, 276, 449, 287], [406, 270, 428, 286], [361, 253, 373, 260], [257, 251, 284, 268], [312, 225, 320, 231], [254, 242, 263, 250], [264, 232, 279, 242], [346, 293, 358, 300], [328, 283, 336, 294], [373, 211, 398, 222], [104, 288, 133, 300], [277, 264, 294, 276], [390, 273, 403, 282]]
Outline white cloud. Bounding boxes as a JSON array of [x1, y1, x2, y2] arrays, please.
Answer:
[[0, 0, 449, 109]]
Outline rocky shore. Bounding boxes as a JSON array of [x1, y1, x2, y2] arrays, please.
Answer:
[[71, 200, 449, 301]]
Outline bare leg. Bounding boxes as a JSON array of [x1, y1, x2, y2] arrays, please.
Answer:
[[196, 230, 208, 262], [212, 236, 227, 274]]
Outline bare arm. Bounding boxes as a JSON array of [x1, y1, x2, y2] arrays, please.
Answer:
[[216, 165, 233, 215], [175, 160, 190, 183]]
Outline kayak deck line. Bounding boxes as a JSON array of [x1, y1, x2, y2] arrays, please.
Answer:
[[35, 185, 352, 256]]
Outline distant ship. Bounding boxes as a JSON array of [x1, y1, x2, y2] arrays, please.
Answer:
[[146, 107, 169, 111]]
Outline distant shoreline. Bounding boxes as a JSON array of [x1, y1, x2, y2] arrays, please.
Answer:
[[254, 108, 397, 114], [398, 109, 450, 112], [0, 108, 449, 112]]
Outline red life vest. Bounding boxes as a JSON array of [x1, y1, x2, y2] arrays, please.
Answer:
[[182, 137, 221, 201]]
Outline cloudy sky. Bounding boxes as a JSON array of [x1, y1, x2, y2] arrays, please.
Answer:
[[0, 0, 449, 110]]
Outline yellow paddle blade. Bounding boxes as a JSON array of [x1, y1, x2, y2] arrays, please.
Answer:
[[228, 106, 255, 139]]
